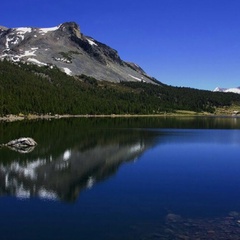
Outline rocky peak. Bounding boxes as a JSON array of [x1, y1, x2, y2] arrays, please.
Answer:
[[0, 26, 8, 35], [58, 22, 81, 39], [0, 26, 8, 31], [0, 21, 156, 84]]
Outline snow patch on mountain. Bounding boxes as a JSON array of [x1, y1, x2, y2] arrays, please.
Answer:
[[5, 36, 13, 49], [24, 49, 37, 56], [62, 67, 72, 75], [86, 37, 98, 46], [39, 26, 59, 34], [28, 58, 47, 66], [0, 48, 38, 62], [128, 74, 143, 82], [15, 27, 32, 34]]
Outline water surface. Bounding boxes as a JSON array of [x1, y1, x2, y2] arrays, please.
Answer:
[[0, 117, 240, 239]]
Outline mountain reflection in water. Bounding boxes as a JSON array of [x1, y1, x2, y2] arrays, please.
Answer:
[[0, 118, 158, 202], [2, 118, 240, 240]]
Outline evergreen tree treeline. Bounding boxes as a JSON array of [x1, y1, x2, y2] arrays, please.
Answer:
[[0, 60, 239, 116]]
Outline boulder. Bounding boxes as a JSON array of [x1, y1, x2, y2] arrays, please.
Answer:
[[5, 137, 37, 153], [6, 137, 37, 147]]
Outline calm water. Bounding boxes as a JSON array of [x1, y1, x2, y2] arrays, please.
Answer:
[[1, 117, 240, 239]]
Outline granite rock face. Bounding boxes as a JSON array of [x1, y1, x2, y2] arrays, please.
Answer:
[[0, 21, 155, 83]]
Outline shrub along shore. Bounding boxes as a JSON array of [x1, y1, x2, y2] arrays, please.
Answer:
[[0, 110, 239, 122]]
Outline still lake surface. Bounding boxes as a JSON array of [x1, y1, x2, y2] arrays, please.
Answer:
[[1, 117, 240, 239]]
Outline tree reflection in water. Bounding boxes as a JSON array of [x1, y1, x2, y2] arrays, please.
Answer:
[[0, 118, 159, 201]]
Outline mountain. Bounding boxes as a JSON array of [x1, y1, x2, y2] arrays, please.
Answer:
[[214, 87, 240, 94], [0, 22, 155, 83], [1, 22, 240, 116]]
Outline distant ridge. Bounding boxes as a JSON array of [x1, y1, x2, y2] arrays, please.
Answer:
[[214, 87, 240, 94]]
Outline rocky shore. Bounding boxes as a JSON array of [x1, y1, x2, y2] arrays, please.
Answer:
[[0, 111, 238, 122]]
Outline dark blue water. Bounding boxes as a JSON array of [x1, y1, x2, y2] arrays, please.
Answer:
[[0, 117, 240, 239]]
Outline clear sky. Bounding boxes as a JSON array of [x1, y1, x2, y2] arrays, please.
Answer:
[[1, 0, 240, 90]]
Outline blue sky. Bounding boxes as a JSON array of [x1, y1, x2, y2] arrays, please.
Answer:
[[1, 0, 240, 90]]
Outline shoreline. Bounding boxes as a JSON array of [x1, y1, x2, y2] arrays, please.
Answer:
[[0, 112, 239, 122]]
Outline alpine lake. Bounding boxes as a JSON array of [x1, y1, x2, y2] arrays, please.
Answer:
[[1, 116, 240, 240]]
